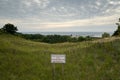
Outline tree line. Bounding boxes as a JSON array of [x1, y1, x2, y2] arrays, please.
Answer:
[[17, 33, 93, 43], [0, 18, 120, 43]]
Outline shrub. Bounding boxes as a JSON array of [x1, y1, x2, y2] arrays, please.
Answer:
[[102, 32, 110, 38], [78, 36, 86, 41], [112, 18, 120, 36]]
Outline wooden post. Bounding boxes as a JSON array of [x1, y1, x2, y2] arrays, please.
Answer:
[[52, 63, 55, 80], [62, 63, 64, 80]]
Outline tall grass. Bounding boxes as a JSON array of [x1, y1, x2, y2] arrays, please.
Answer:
[[0, 34, 120, 80]]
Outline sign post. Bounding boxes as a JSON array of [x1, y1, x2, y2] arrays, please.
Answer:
[[51, 54, 66, 80]]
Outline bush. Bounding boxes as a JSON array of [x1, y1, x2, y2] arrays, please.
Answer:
[[42, 35, 71, 43], [0, 29, 2, 34], [102, 32, 110, 38], [113, 26, 120, 36], [78, 36, 86, 41], [85, 36, 92, 41], [112, 18, 120, 36]]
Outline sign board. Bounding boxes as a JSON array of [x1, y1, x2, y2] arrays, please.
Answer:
[[51, 54, 66, 63]]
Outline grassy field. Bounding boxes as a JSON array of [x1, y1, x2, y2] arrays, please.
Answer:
[[0, 33, 120, 80]]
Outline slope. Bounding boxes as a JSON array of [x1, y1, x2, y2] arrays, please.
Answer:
[[0, 33, 120, 80]]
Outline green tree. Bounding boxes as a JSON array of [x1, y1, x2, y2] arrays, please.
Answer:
[[2, 23, 18, 34], [102, 32, 110, 38], [113, 18, 120, 36], [78, 36, 85, 41]]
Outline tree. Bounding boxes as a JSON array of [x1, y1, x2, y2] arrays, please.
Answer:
[[78, 36, 85, 41], [2, 23, 18, 34], [113, 18, 120, 36], [102, 32, 110, 38]]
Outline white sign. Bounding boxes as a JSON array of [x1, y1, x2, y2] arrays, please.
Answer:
[[51, 54, 66, 63]]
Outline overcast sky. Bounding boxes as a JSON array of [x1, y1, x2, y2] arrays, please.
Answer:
[[0, 0, 120, 32]]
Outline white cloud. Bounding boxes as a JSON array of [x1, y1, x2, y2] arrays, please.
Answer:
[[51, 7, 56, 11], [96, 1, 101, 6], [109, 1, 120, 5], [0, 14, 118, 29], [23, 0, 49, 8], [24, 1, 32, 7], [45, 6, 77, 17], [33, 0, 41, 4], [40, 14, 117, 29]]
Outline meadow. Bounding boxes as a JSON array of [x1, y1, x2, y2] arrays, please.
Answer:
[[0, 33, 120, 80]]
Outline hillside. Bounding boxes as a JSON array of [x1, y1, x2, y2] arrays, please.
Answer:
[[0, 33, 120, 80]]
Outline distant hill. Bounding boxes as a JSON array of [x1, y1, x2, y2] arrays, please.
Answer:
[[0, 33, 120, 80]]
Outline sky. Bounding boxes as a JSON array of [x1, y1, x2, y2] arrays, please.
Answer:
[[0, 0, 120, 32]]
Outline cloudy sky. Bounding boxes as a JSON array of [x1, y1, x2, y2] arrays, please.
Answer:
[[0, 0, 120, 32]]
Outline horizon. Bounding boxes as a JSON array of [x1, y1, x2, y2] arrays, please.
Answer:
[[0, 0, 120, 32], [19, 31, 114, 33]]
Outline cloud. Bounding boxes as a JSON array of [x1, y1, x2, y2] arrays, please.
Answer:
[[0, 14, 117, 30], [0, 0, 120, 32], [39, 14, 118, 29], [23, 0, 50, 8], [109, 1, 120, 5], [33, 0, 41, 4], [95, 1, 101, 6], [23, 1, 32, 7]]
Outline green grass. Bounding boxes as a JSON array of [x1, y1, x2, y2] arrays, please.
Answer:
[[0, 33, 120, 80]]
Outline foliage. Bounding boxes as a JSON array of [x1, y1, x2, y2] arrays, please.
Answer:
[[19, 34, 93, 43], [113, 26, 120, 36], [69, 37, 78, 42], [113, 18, 120, 36], [0, 34, 120, 80], [85, 36, 93, 40], [1, 23, 18, 34], [21, 34, 44, 41], [102, 32, 110, 38], [78, 36, 86, 41], [42, 35, 71, 43], [0, 28, 3, 34]]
